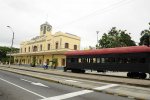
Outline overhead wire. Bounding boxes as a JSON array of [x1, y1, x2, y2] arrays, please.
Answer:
[[56, 0, 136, 28]]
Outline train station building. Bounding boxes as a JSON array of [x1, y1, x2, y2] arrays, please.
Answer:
[[12, 22, 80, 67]]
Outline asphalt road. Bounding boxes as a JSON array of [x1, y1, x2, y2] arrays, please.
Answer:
[[0, 70, 131, 100]]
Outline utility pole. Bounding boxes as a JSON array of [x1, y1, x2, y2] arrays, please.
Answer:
[[96, 31, 99, 49]]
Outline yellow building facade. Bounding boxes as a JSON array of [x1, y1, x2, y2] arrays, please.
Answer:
[[13, 22, 80, 67]]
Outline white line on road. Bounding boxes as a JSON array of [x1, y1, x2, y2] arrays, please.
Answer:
[[21, 78, 49, 87], [41, 84, 118, 100], [94, 84, 118, 90], [0, 77, 46, 99], [65, 80, 82, 83], [41, 90, 93, 100], [31, 82, 49, 87], [21, 78, 33, 83]]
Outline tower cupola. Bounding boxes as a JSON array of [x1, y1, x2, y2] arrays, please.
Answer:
[[40, 21, 52, 36]]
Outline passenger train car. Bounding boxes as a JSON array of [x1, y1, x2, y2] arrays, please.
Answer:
[[64, 46, 150, 79]]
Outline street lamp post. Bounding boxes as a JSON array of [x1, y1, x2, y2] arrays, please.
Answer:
[[96, 31, 99, 49], [7, 26, 14, 67]]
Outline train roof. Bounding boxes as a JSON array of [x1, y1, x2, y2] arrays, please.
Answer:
[[65, 46, 150, 56]]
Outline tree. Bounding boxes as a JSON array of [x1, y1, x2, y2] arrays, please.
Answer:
[[0, 46, 19, 64], [31, 56, 36, 67], [98, 27, 136, 48], [139, 23, 150, 46], [50, 58, 58, 69]]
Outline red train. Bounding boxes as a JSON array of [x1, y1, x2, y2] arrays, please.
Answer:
[[64, 46, 150, 79]]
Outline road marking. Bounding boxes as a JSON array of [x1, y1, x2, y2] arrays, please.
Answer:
[[41, 84, 118, 100], [0, 77, 46, 99], [65, 80, 81, 83], [21, 78, 33, 83], [41, 90, 93, 100], [31, 82, 49, 87], [94, 84, 118, 90], [21, 78, 48, 87]]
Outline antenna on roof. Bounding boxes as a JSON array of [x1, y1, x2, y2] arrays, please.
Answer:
[[46, 14, 48, 22]]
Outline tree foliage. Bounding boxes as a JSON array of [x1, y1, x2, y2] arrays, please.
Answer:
[[0, 46, 19, 63], [139, 23, 150, 46], [98, 27, 136, 48]]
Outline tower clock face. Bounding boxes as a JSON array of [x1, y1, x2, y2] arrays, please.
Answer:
[[47, 26, 51, 31]]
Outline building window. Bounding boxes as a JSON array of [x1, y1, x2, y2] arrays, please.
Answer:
[[56, 42, 58, 49], [28, 47, 30, 52], [40, 45, 42, 51], [74, 45, 77, 50], [47, 44, 50, 50], [65, 43, 69, 48], [33, 46, 38, 52], [25, 48, 26, 52]]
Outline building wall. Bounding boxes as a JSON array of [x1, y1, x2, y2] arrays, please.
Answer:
[[13, 22, 80, 67]]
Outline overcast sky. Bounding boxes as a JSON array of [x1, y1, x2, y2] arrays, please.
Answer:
[[0, 0, 150, 49]]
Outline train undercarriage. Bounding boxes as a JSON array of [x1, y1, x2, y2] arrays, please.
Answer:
[[64, 67, 149, 79]]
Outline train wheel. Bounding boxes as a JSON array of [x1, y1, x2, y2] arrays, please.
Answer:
[[139, 73, 147, 79], [127, 72, 131, 78], [63, 67, 67, 72], [71, 69, 85, 73]]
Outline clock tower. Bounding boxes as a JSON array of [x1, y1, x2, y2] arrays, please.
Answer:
[[40, 21, 52, 36]]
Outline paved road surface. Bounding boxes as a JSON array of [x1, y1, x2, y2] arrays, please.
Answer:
[[0, 70, 131, 100]]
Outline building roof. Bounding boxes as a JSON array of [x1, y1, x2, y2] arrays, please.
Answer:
[[65, 46, 150, 56], [41, 21, 52, 26]]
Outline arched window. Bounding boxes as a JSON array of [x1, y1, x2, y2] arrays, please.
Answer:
[[65, 43, 69, 48], [33, 46, 38, 52], [28, 47, 30, 52], [74, 45, 77, 50], [56, 42, 59, 49], [25, 48, 26, 52], [47, 44, 50, 50], [40, 44, 42, 51]]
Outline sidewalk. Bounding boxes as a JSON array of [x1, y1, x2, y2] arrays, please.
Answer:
[[0, 64, 150, 87], [0, 65, 150, 100]]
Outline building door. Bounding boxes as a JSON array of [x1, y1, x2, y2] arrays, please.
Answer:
[[61, 58, 65, 66], [46, 59, 49, 65]]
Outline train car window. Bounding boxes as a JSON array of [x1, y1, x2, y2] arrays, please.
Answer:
[[130, 58, 138, 63], [81, 58, 87, 63], [67, 58, 71, 63], [81, 58, 84, 63], [122, 58, 128, 63], [90, 58, 93, 63], [107, 58, 115, 63], [78, 58, 82, 63], [87, 58, 89, 63], [115, 58, 119, 63], [84, 58, 87, 63], [139, 58, 145, 63], [96, 58, 101, 63], [71, 58, 75, 63], [101, 58, 105, 63], [93, 58, 96, 63], [111, 58, 115, 63]]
